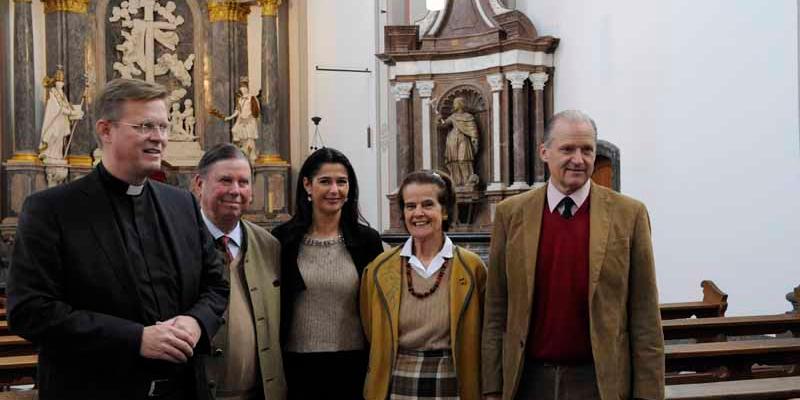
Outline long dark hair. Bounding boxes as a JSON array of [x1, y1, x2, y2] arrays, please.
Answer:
[[285, 147, 367, 235]]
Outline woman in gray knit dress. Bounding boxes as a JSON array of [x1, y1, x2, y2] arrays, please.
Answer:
[[272, 148, 384, 399]]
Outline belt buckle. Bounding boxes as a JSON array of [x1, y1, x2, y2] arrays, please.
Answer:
[[148, 379, 170, 397]]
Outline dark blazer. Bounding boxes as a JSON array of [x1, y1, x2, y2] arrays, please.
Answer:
[[7, 168, 229, 400], [271, 221, 383, 343]]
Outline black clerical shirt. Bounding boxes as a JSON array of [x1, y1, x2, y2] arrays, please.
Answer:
[[97, 164, 180, 324]]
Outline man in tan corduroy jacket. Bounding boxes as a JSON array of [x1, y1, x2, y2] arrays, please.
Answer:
[[481, 110, 664, 400]]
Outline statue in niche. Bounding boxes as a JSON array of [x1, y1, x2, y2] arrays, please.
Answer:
[[39, 66, 84, 163], [182, 99, 196, 138], [214, 78, 260, 163], [439, 97, 479, 187]]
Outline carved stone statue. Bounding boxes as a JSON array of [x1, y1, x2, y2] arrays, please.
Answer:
[[39, 67, 84, 163], [224, 78, 260, 163], [439, 97, 479, 186], [182, 99, 195, 138]]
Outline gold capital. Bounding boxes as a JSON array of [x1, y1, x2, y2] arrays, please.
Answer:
[[259, 0, 282, 17], [66, 155, 93, 167], [256, 154, 287, 165], [43, 0, 89, 14], [208, 1, 250, 23], [7, 153, 41, 165]]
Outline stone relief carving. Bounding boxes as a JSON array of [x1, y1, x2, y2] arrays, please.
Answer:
[[109, 0, 196, 138], [167, 99, 197, 142]]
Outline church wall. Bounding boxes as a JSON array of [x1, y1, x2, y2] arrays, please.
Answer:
[[518, 0, 800, 315], [290, 0, 385, 227]]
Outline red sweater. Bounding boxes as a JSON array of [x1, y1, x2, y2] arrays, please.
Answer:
[[526, 198, 592, 364]]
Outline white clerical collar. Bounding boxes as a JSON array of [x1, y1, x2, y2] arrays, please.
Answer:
[[547, 179, 591, 213], [126, 184, 144, 196], [201, 211, 242, 249], [400, 235, 454, 279]]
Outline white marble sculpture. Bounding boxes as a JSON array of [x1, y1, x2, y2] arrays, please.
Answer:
[[39, 67, 84, 163], [168, 101, 196, 142], [182, 99, 196, 138], [223, 78, 260, 163]]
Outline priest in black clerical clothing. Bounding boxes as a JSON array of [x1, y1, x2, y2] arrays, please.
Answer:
[[7, 78, 229, 400]]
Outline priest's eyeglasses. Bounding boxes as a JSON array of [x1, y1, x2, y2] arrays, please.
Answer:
[[114, 121, 171, 136]]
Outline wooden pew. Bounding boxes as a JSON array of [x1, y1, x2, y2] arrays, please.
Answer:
[[0, 391, 37, 400], [666, 376, 800, 400], [665, 337, 800, 383], [0, 322, 7, 336], [663, 314, 800, 341], [0, 337, 34, 358], [0, 355, 36, 391], [661, 280, 728, 320]]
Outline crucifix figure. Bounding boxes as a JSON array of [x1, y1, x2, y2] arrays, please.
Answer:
[[110, 0, 184, 82]]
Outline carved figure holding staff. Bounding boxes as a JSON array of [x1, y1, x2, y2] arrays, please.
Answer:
[[39, 66, 84, 163]]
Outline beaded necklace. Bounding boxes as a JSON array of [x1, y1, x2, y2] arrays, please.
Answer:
[[404, 258, 448, 299]]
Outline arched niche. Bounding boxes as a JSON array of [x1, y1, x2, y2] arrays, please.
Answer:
[[435, 84, 489, 186]]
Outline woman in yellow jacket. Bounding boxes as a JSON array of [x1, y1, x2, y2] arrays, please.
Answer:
[[360, 170, 487, 400]]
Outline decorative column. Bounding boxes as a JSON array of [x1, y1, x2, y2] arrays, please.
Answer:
[[256, 0, 282, 164], [531, 72, 549, 185], [43, 0, 92, 170], [416, 80, 434, 170], [10, 0, 37, 164], [486, 73, 505, 191], [387, 81, 414, 232], [392, 82, 414, 183], [4, 0, 46, 222], [506, 71, 529, 190], [206, 1, 250, 149]]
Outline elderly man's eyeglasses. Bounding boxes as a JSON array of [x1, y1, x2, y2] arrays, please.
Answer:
[[114, 121, 171, 136]]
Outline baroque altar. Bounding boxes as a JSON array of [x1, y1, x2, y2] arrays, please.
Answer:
[[379, 0, 559, 233], [2, 0, 291, 242]]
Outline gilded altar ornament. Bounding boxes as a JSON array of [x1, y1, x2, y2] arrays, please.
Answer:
[[208, 1, 250, 22], [259, 0, 282, 17], [43, 0, 89, 14]]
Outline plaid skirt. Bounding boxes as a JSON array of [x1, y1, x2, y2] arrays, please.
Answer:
[[389, 348, 460, 400]]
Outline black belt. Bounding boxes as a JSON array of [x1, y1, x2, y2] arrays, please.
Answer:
[[398, 348, 452, 357]]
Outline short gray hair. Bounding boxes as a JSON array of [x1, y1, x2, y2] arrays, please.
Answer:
[[95, 78, 169, 121], [544, 109, 598, 146]]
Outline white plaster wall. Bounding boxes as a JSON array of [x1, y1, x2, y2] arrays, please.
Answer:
[[305, 0, 381, 226], [517, 0, 800, 315]]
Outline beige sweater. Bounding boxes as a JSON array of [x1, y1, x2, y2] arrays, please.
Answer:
[[285, 235, 365, 352]]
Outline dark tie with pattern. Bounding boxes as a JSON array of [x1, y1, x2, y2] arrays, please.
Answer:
[[559, 196, 575, 219], [216, 235, 233, 265]]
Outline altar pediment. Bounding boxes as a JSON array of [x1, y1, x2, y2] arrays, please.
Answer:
[[379, 0, 558, 63]]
